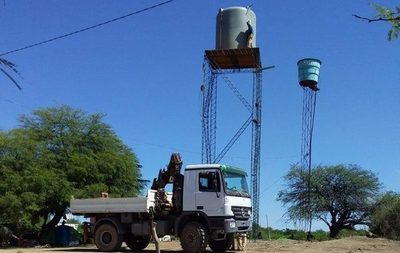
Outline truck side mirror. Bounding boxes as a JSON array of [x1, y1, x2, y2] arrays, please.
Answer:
[[211, 173, 220, 198], [211, 173, 221, 192]]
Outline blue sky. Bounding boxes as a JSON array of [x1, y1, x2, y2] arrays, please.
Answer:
[[1, 0, 399, 230]]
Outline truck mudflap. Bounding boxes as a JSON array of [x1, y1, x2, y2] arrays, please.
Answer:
[[224, 218, 251, 233]]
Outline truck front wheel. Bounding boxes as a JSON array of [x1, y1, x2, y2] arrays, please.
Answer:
[[94, 223, 122, 252], [209, 234, 234, 252], [180, 222, 208, 253], [125, 234, 151, 251]]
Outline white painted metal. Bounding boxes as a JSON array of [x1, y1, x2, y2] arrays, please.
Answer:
[[69, 190, 156, 214], [224, 195, 252, 216], [194, 169, 225, 216], [182, 168, 197, 211], [186, 164, 221, 170]]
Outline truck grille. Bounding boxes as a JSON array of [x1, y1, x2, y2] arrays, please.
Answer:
[[231, 206, 251, 220]]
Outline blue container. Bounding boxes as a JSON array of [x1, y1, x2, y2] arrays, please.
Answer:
[[54, 225, 71, 246], [297, 58, 321, 90]]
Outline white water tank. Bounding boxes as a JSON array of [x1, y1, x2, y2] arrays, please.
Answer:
[[216, 6, 256, 50]]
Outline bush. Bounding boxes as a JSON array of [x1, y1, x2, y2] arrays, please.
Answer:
[[257, 227, 328, 241], [256, 227, 366, 241], [312, 229, 330, 241], [338, 229, 366, 238], [371, 192, 400, 240]]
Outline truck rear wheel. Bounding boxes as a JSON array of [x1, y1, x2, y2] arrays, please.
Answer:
[[94, 223, 122, 252], [209, 234, 234, 252], [180, 222, 208, 253], [125, 234, 151, 251]]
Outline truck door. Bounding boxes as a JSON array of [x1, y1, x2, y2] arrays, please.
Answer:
[[195, 170, 225, 216]]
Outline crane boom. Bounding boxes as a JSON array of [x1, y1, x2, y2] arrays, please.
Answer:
[[151, 153, 184, 215]]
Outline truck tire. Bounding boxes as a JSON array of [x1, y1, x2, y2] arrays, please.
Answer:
[[180, 222, 208, 253], [125, 234, 151, 251], [209, 234, 234, 252], [94, 223, 122, 252]]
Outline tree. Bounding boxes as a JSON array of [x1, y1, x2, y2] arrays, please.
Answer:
[[277, 164, 380, 238], [370, 191, 400, 240], [354, 4, 400, 41], [0, 129, 44, 233], [0, 105, 144, 237]]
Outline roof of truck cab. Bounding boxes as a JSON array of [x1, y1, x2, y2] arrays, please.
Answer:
[[185, 164, 221, 170], [185, 164, 247, 176]]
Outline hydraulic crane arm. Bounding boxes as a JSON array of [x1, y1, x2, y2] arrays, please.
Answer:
[[151, 153, 182, 190], [150, 153, 184, 215]]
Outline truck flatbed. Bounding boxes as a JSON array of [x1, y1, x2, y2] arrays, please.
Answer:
[[69, 190, 164, 215], [70, 197, 151, 214]]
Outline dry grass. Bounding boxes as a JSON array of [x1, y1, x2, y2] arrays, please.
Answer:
[[2, 236, 400, 253]]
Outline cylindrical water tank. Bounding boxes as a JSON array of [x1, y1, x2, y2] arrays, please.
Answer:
[[216, 6, 256, 50], [297, 58, 322, 89]]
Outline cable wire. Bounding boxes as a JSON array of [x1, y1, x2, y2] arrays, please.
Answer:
[[0, 0, 175, 57]]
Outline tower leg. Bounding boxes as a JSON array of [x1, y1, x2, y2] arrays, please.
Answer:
[[300, 88, 317, 234], [201, 60, 217, 163], [251, 69, 262, 239]]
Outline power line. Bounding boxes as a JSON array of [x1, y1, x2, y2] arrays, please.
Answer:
[[260, 176, 282, 196], [0, 0, 175, 57]]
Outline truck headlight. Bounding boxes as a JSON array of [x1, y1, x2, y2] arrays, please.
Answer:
[[248, 209, 252, 216], [229, 221, 236, 228]]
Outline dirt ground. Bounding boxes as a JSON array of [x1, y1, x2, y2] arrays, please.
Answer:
[[2, 236, 400, 253]]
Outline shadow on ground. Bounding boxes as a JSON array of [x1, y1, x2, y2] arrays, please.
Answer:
[[49, 247, 235, 253]]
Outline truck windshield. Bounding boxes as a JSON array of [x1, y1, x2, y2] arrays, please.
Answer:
[[221, 165, 250, 197]]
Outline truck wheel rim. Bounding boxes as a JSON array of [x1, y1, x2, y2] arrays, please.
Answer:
[[185, 233, 196, 246], [101, 231, 112, 244]]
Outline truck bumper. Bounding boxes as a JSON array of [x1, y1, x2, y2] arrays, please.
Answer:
[[224, 218, 251, 233]]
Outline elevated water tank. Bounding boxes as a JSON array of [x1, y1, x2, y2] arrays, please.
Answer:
[[216, 6, 256, 50], [297, 58, 322, 91]]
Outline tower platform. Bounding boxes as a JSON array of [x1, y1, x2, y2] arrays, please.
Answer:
[[205, 48, 261, 70]]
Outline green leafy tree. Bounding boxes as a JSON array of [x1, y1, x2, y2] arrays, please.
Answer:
[[0, 129, 43, 233], [277, 164, 380, 238], [354, 4, 400, 41], [0, 106, 143, 237], [370, 191, 400, 240]]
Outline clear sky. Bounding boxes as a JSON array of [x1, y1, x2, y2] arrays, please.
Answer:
[[1, 0, 399, 230]]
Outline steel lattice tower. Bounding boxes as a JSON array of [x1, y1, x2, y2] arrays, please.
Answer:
[[300, 87, 317, 233], [297, 58, 321, 239], [201, 48, 263, 238]]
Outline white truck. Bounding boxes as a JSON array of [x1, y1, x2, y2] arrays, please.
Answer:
[[70, 154, 251, 252]]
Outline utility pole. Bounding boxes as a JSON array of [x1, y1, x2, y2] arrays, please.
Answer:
[[266, 214, 271, 240]]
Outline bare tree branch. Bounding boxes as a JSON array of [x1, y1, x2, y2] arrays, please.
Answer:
[[353, 14, 400, 23], [317, 215, 331, 227]]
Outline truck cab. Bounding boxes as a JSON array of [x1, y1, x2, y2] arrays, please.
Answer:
[[176, 164, 251, 252], [182, 164, 251, 232]]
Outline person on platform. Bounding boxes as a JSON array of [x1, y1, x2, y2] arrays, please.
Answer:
[[245, 20, 254, 48]]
